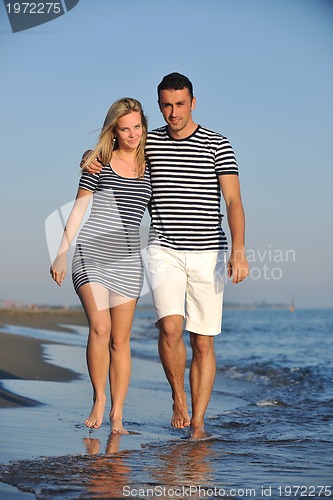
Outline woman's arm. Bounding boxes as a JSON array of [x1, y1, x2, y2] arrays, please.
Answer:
[[50, 188, 92, 285]]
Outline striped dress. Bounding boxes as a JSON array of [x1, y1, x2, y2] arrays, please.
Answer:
[[72, 164, 151, 298], [145, 125, 239, 251]]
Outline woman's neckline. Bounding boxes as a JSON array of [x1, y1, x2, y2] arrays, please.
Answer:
[[107, 163, 139, 180]]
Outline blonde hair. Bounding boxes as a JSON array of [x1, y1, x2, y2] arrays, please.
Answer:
[[82, 98, 148, 178]]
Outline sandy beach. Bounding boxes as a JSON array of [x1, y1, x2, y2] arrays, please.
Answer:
[[0, 307, 179, 498], [0, 307, 88, 332], [2, 307, 330, 499], [0, 308, 87, 408], [0, 306, 249, 499]]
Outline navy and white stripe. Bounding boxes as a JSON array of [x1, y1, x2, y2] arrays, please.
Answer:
[[145, 125, 238, 251], [72, 165, 151, 298]]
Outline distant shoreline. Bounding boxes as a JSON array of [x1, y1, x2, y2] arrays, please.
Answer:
[[0, 302, 301, 316], [0, 307, 88, 332]]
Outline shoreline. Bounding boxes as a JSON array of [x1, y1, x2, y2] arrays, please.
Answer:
[[0, 308, 331, 499], [0, 308, 88, 408], [0, 307, 88, 332]]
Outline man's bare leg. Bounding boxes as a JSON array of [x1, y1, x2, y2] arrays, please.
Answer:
[[189, 333, 216, 439], [158, 315, 191, 428]]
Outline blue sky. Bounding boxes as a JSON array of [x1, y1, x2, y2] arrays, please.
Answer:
[[0, 0, 332, 308]]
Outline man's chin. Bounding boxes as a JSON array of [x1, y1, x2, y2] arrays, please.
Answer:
[[168, 122, 183, 132]]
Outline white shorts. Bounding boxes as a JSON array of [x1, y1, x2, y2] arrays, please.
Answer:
[[145, 246, 226, 335]]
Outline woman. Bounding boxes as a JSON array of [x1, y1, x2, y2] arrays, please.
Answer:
[[50, 98, 151, 432]]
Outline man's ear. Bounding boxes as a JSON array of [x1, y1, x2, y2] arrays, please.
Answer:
[[191, 97, 197, 111]]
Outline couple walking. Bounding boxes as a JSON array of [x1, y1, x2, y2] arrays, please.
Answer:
[[50, 72, 249, 439]]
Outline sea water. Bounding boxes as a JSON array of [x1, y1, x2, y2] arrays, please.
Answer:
[[0, 308, 332, 499]]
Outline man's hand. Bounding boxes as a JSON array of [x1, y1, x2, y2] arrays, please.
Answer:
[[80, 150, 103, 174], [227, 249, 249, 284]]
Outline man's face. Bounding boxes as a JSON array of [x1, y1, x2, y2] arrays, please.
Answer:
[[158, 88, 196, 135]]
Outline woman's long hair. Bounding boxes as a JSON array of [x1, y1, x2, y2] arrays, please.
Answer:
[[82, 98, 148, 178]]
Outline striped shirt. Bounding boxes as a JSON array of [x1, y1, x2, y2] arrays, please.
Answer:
[[145, 125, 239, 251]]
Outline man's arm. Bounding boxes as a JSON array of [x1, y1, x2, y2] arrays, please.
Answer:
[[80, 150, 103, 174], [219, 174, 249, 284]]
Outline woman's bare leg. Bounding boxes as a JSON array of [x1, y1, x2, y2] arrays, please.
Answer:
[[108, 295, 137, 434], [78, 283, 111, 429]]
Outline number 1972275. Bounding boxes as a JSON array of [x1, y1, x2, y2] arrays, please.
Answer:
[[6, 3, 62, 14], [278, 486, 332, 497]]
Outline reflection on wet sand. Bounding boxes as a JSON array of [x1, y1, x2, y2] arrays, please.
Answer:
[[83, 434, 217, 499], [149, 439, 215, 486], [0, 433, 222, 499], [82, 432, 132, 498], [83, 432, 123, 455]]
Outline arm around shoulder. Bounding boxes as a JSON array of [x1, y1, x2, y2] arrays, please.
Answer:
[[80, 149, 103, 174]]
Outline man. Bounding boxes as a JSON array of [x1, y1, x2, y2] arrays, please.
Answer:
[[83, 72, 249, 439]]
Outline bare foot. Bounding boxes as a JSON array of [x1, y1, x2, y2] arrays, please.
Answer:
[[85, 397, 106, 429], [110, 417, 129, 435], [171, 400, 191, 429], [190, 425, 211, 440]]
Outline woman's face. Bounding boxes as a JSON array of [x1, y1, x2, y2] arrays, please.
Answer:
[[115, 111, 143, 152]]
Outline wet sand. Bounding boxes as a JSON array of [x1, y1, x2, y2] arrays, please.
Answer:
[[0, 307, 179, 463], [0, 308, 87, 408], [0, 307, 248, 499], [0, 307, 87, 332]]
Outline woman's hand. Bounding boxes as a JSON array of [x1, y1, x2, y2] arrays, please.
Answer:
[[50, 253, 67, 286]]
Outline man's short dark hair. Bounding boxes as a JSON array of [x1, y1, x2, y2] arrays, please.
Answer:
[[157, 72, 194, 101]]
